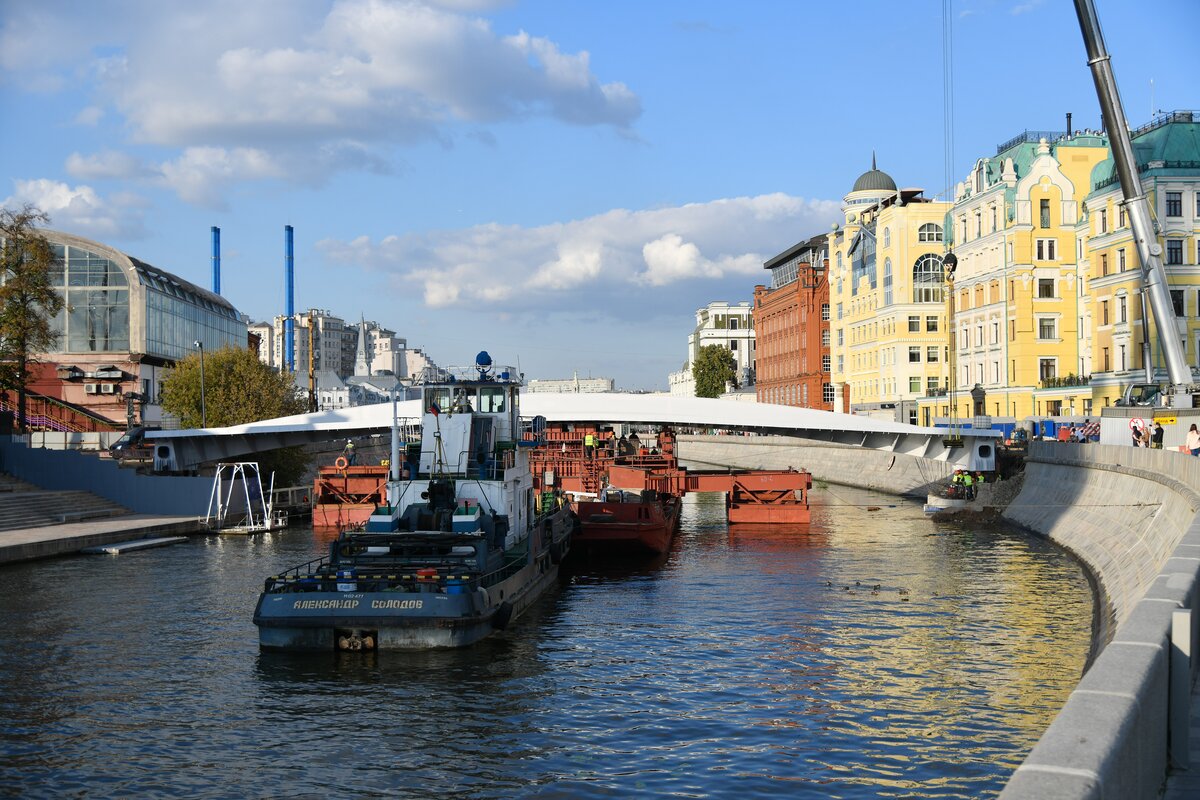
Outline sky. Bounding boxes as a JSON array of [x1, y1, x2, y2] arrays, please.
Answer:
[[1, 0, 1195, 390]]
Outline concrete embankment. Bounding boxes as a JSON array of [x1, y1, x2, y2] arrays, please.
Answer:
[[678, 435, 1200, 800], [0, 515, 204, 565]]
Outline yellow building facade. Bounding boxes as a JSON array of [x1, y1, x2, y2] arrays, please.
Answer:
[[1084, 112, 1200, 408], [926, 132, 1110, 423], [827, 161, 951, 423]]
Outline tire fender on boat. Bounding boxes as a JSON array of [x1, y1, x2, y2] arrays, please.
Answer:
[[491, 600, 514, 630]]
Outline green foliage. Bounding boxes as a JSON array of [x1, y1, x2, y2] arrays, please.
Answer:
[[0, 205, 65, 432], [692, 344, 737, 398], [162, 345, 310, 485]]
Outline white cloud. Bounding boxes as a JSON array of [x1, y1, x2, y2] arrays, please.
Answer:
[[6, 1, 640, 206], [66, 150, 153, 180], [3, 178, 147, 240], [317, 192, 841, 316], [158, 147, 287, 209]]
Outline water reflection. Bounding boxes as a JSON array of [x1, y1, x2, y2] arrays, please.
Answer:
[[0, 486, 1091, 798]]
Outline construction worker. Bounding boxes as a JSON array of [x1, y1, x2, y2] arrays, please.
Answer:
[[962, 470, 975, 500], [343, 439, 357, 466], [583, 432, 596, 459]]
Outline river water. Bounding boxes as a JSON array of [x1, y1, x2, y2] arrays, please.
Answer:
[[0, 486, 1093, 799]]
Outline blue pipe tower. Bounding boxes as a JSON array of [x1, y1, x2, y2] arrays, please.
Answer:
[[210, 226, 221, 295], [285, 225, 295, 372]]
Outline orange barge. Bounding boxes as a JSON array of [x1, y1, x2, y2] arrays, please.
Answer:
[[312, 464, 389, 531], [528, 426, 811, 527]]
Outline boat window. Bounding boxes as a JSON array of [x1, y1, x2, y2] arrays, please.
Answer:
[[450, 387, 475, 412], [425, 388, 451, 413], [479, 387, 506, 413]]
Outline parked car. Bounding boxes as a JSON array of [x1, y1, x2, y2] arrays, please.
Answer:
[[109, 425, 159, 461]]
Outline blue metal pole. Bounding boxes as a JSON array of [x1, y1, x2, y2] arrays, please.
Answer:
[[285, 225, 295, 372], [210, 226, 221, 295]]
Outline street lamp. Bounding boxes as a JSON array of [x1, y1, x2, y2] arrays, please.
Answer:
[[194, 340, 206, 428]]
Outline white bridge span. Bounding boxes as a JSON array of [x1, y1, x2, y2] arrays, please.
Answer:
[[146, 392, 998, 473]]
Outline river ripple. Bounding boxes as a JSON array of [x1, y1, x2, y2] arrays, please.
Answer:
[[0, 485, 1092, 799]]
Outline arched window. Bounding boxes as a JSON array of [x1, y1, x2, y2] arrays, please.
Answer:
[[883, 228, 891, 248], [883, 258, 893, 306], [913, 254, 944, 303], [918, 223, 944, 243]]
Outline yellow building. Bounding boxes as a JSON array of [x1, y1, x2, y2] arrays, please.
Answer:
[[928, 131, 1110, 423], [1083, 111, 1200, 407], [828, 159, 951, 423]]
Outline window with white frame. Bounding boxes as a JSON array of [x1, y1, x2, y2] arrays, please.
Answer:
[[822, 354, 831, 372], [1035, 239, 1057, 261], [1037, 278, 1055, 298], [1038, 317, 1056, 340], [912, 254, 944, 303], [1039, 358, 1056, 381], [926, 346, 939, 362], [821, 303, 830, 320], [918, 223, 943, 243], [909, 376, 921, 393], [908, 315, 920, 332], [1166, 191, 1182, 217], [926, 315, 939, 332], [821, 330, 830, 347], [908, 346, 921, 363], [1118, 248, 1126, 271], [1118, 295, 1127, 323], [1167, 239, 1183, 265], [822, 383, 834, 403], [991, 321, 999, 344]]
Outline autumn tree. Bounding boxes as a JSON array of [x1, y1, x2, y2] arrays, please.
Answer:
[[692, 344, 737, 398], [0, 206, 64, 433], [162, 345, 310, 485]]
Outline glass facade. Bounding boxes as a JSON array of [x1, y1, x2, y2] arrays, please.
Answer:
[[46, 243, 130, 353], [31, 237, 245, 360]]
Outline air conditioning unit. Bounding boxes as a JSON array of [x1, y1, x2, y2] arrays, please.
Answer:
[[84, 384, 99, 394], [100, 383, 116, 394]]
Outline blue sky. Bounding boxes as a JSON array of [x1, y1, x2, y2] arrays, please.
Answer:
[[1, 0, 1194, 389]]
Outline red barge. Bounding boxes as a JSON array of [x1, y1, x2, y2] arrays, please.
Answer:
[[528, 426, 811, 554], [573, 489, 682, 555], [312, 463, 389, 531]]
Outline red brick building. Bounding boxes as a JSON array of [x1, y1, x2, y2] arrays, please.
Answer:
[[753, 234, 842, 411]]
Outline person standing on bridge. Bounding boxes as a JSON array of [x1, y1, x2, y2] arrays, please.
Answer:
[[1152, 422, 1164, 450], [584, 432, 596, 459], [1187, 423, 1200, 456]]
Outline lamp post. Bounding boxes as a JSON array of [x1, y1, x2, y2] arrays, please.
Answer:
[[194, 340, 206, 428]]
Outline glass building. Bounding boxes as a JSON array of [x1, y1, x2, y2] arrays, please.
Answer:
[[5, 229, 247, 426]]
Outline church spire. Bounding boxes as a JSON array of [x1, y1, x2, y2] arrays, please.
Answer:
[[354, 314, 371, 377]]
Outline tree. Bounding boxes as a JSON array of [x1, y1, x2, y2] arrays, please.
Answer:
[[692, 344, 737, 398], [161, 345, 310, 485], [0, 206, 64, 433]]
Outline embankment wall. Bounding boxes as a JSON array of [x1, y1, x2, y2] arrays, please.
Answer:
[[678, 435, 1200, 800]]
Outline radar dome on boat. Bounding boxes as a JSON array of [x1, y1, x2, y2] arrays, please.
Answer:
[[476, 351, 493, 368]]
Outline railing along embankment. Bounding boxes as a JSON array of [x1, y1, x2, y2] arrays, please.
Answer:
[[1000, 441, 1200, 799]]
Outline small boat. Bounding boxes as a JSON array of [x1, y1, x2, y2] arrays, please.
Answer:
[[574, 487, 681, 556], [253, 352, 574, 651]]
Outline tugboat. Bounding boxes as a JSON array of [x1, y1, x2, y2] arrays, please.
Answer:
[[253, 352, 574, 650]]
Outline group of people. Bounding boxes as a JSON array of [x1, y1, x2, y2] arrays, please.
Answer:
[[948, 469, 985, 500], [1130, 421, 1166, 449]]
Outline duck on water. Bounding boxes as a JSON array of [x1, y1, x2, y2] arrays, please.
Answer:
[[253, 352, 575, 651]]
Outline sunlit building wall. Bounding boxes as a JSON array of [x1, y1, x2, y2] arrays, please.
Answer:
[[827, 161, 951, 423]]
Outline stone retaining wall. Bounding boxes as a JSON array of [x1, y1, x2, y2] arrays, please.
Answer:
[[677, 434, 953, 496], [677, 435, 1200, 800]]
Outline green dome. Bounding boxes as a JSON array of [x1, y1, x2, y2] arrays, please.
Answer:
[[852, 167, 897, 193]]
